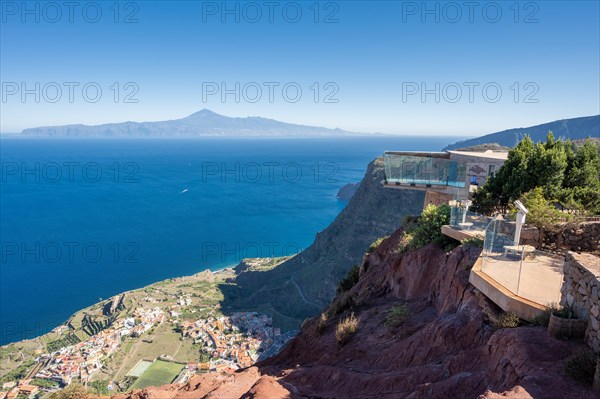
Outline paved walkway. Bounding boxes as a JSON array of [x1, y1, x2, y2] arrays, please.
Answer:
[[481, 251, 564, 306]]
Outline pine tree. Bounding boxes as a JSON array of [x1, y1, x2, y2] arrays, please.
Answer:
[[473, 134, 600, 217]]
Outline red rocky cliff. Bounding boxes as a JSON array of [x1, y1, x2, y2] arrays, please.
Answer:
[[118, 229, 597, 399]]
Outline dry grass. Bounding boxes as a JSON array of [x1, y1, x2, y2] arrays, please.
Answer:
[[316, 313, 328, 335], [492, 311, 520, 329], [336, 313, 358, 345]]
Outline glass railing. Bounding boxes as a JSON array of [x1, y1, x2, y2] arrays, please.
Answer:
[[481, 216, 563, 305], [450, 207, 490, 233], [384, 152, 466, 188]]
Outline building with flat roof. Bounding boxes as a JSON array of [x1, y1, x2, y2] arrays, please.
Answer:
[[383, 149, 508, 208], [16, 385, 38, 397]]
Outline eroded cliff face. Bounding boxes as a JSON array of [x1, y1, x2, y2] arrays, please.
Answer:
[[220, 158, 425, 326], [118, 229, 597, 399]]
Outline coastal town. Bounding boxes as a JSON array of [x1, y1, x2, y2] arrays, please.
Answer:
[[0, 303, 294, 398], [0, 307, 164, 398], [180, 311, 295, 372]]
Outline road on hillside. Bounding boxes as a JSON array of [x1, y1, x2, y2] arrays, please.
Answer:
[[291, 255, 322, 309]]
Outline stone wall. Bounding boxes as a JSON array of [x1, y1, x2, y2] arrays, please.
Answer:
[[560, 252, 600, 351], [520, 222, 600, 255]]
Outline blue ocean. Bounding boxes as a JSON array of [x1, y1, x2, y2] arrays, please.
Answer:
[[0, 136, 463, 345]]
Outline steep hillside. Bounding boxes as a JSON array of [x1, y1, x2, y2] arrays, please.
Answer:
[[444, 115, 599, 150], [218, 158, 424, 328], [120, 230, 597, 398]]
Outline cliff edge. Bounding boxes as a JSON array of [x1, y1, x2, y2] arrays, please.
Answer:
[[219, 158, 424, 329], [117, 229, 597, 399]]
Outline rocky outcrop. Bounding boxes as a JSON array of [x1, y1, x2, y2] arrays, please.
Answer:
[[115, 367, 266, 399], [121, 231, 597, 398], [336, 182, 359, 201], [220, 158, 424, 324], [103, 294, 126, 316], [290, 158, 423, 304]]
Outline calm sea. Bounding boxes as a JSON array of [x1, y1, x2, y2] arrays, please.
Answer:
[[0, 136, 464, 345]]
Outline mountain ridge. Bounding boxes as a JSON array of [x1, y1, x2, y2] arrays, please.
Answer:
[[443, 115, 600, 150], [20, 109, 368, 138]]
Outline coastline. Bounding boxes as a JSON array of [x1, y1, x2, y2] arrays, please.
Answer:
[[210, 262, 238, 275], [0, 256, 298, 391], [0, 257, 290, 349]]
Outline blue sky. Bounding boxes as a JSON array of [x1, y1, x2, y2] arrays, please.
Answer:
[[1, 0, 599, 135]]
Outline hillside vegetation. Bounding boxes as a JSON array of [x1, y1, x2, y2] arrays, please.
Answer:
[[473, 133, 600, 223]]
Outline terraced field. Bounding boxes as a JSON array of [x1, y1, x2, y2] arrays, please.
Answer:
[[46, 334, 81, 352]]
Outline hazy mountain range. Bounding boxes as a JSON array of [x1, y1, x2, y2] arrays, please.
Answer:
[[17, 111, 600, 143], [19, 109, 364, 137], [444, 115, 599, 150]]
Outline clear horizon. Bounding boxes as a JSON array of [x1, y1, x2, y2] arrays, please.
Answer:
[[0, 108, 597, 137], [1, 1, 599, 135]]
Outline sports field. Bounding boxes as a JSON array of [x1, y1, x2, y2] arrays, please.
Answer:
[[126, 359, 153, 378], [130, 359, 185, 390]]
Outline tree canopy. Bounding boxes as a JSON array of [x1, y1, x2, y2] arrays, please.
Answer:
[[473, 133, 600, 220]]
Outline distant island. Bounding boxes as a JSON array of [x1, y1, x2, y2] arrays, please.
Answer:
[[19, 109, 368, 138]]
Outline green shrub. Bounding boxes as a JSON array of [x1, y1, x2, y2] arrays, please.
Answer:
[[31, 378, 58, 388], [553, 305, 578, 319], [402, 204, 454, 251], [461, 236, 484, 248], [492, 312, 520, 329], [199, 351, 211, 363], [0, 360, 35, 383], [532, 303, 560, 327], [384, 303, 410, 328], [367, 236, 388, 253], [443, 241, 460, 252], [565, 350, 598, 385], [88, 380, 109, 395], [336, 265, 360, 295], [47, 384, 90, 399], [532, 310, 551, 327], [330, 293, 355, 316], [336, 313, 358, 345], [514, 187, 566, 228], [473, 134, 600, 215]]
